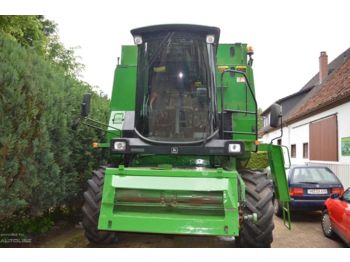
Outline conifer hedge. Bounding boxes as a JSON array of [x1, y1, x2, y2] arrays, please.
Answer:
[[0, 30, 109, 221]]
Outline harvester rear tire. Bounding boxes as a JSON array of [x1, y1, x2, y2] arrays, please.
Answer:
[[82, 167, 118, 244], [236, 169, 275, 248]]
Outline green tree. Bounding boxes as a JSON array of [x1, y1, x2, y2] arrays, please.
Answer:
[[0, 15, 84, 76], [0, 15, 47, 54]]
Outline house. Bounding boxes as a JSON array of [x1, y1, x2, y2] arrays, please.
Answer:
[[260, 48, 350, 188]]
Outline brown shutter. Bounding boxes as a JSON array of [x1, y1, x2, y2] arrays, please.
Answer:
[[309, 115, 338, 161], [291, 144, 296, 158]]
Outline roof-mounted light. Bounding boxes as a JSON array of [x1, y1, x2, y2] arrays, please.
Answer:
[[134, 36, 143, 45], [247, 46, 254, 55], [206, 34, 215, 44]]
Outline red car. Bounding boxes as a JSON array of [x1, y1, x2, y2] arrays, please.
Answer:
[[322, 187, 350, 246]]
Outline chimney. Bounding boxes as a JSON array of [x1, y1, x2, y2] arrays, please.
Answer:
[[319, 51, 328, 84]]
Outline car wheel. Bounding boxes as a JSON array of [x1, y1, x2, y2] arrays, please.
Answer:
[[321, 209, 335, 239]]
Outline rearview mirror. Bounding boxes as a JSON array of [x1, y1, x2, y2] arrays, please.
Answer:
[[80, 93, 91, 117], [330, 193, 340, 199], [270, 103, 282, 128]]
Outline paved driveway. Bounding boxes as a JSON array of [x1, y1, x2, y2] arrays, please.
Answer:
[[37, 211, 345, 248], [272, 211, 345, 248]]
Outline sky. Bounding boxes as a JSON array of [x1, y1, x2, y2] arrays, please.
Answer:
[[2, 0, 350, 110]]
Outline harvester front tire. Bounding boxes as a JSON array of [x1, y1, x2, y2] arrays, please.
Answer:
[[82, 167, 118, 244], [236, 169, 275, 248]]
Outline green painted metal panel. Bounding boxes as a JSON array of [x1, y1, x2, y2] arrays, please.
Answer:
[[107, 46, 137, 141], [216, 43, 257, 142], [259, 144, 290, 201], [112, 176, 230, 191], [217, 44, 247, 65], [112, 165, 234, 178], [258, 144, 291, 229], [110, 66, 137, 111], [98, 167, 240, 236], [109, 45, 137, 112], [99, 212, 234, 235], [268, 145, 290, 202], [120, 45, 137, 66]]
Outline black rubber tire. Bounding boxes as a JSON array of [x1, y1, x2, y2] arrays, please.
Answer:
[[274, 198, 283, 217], [321, 209, 335, 239], [82, 167, 118, 244], [236, 169, 275, 248]]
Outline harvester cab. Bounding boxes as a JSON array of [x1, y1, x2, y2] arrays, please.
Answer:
[[80, 24, 291, 247]]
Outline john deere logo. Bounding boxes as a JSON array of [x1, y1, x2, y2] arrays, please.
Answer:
[[171, 147, 178, 154]]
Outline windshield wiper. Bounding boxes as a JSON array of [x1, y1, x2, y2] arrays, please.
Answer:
[[296, 181, 319, 184]]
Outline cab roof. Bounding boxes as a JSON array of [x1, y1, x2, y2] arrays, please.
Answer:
[[131, 24, 220, 45]]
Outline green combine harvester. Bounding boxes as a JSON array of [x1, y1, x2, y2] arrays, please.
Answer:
[[80, 24, 291, 247]]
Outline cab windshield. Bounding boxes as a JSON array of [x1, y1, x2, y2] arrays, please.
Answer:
[[135, 31, 216, 142]]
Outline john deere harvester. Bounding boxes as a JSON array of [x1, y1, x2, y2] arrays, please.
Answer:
[[80, 24, 290, 247]]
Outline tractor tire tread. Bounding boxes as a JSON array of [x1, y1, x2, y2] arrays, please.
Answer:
[[236, 169, 275, 248], [82, 166, 118, 244]]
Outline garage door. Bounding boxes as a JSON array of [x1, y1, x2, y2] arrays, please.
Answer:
[[309, 115, 338, 161]]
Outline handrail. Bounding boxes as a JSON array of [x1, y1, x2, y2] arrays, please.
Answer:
[[219, 69, 258, 141], [281, 145, 291, 169]]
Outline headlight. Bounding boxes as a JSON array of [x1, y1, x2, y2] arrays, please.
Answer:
[[228, 143, 242, 153], [114, 141, 126, 151]]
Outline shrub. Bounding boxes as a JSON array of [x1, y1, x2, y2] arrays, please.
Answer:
[[246, 152, 269, 169]]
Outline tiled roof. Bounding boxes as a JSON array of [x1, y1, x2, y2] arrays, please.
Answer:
[[299, 48, 350, 92], [287, 54, 350, 122], [261, 48, 350, 117]]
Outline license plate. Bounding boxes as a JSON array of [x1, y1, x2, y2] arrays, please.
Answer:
[[307, 189, 328, 195]]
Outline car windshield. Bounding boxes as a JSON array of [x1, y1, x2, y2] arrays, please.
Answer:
[[134, 31, 216, 142], [291, 167, 339, 184], [343, 189, 350, 202]]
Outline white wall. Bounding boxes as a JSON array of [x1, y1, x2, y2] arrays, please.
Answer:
[[261, 101, 350, 187], [260, 127, 288, 145], [262, 101, 350, 164], [288, 123, 309, 164], [260, 127, 291, 167], [287, 101, 350, 164]]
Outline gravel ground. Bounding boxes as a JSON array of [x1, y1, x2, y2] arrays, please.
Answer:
[[35, 211, 345, 248]]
